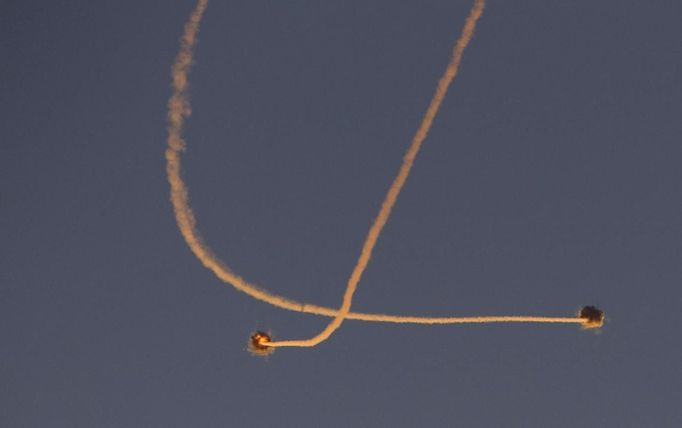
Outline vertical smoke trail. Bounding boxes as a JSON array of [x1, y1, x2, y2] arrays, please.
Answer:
[[266, 0, 488, 348], [166, 0, 308, 314]]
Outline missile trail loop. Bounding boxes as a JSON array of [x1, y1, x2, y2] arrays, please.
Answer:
[[166, 0, 599, 352]]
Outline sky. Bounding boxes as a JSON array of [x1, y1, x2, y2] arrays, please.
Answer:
[[2, 0, 681, 426]]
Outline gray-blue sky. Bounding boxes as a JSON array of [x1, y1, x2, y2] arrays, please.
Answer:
[[2, 1, 681, 426]]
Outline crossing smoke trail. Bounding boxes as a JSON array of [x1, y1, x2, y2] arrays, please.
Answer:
[[265, 0, 489, 348], [166, 0, 602, 352]]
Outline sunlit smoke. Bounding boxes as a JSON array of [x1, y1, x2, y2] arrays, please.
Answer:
[[166, 0, 603, 354], [265, 0, 488, 348]]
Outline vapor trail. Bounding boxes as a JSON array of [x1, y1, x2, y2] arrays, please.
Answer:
[[265, 0, 488, 348], [166, 0, 316, 316], [167, 1, 597, 340]]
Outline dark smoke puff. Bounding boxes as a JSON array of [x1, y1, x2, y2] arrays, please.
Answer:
[[579, 306, 604, 329]]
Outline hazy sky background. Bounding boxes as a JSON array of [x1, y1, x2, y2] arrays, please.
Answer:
[[2, 1, 681, 426]]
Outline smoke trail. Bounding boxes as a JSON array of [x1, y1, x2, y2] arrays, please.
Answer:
[[265, 0, 488, 348], [167, 1, 597, 341], [166, 0, 308, 314], [165, 0, 480, 323]]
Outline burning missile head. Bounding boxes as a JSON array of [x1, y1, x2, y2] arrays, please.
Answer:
[[578, 306, 604, 329], [248, 331, 274, 356]]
